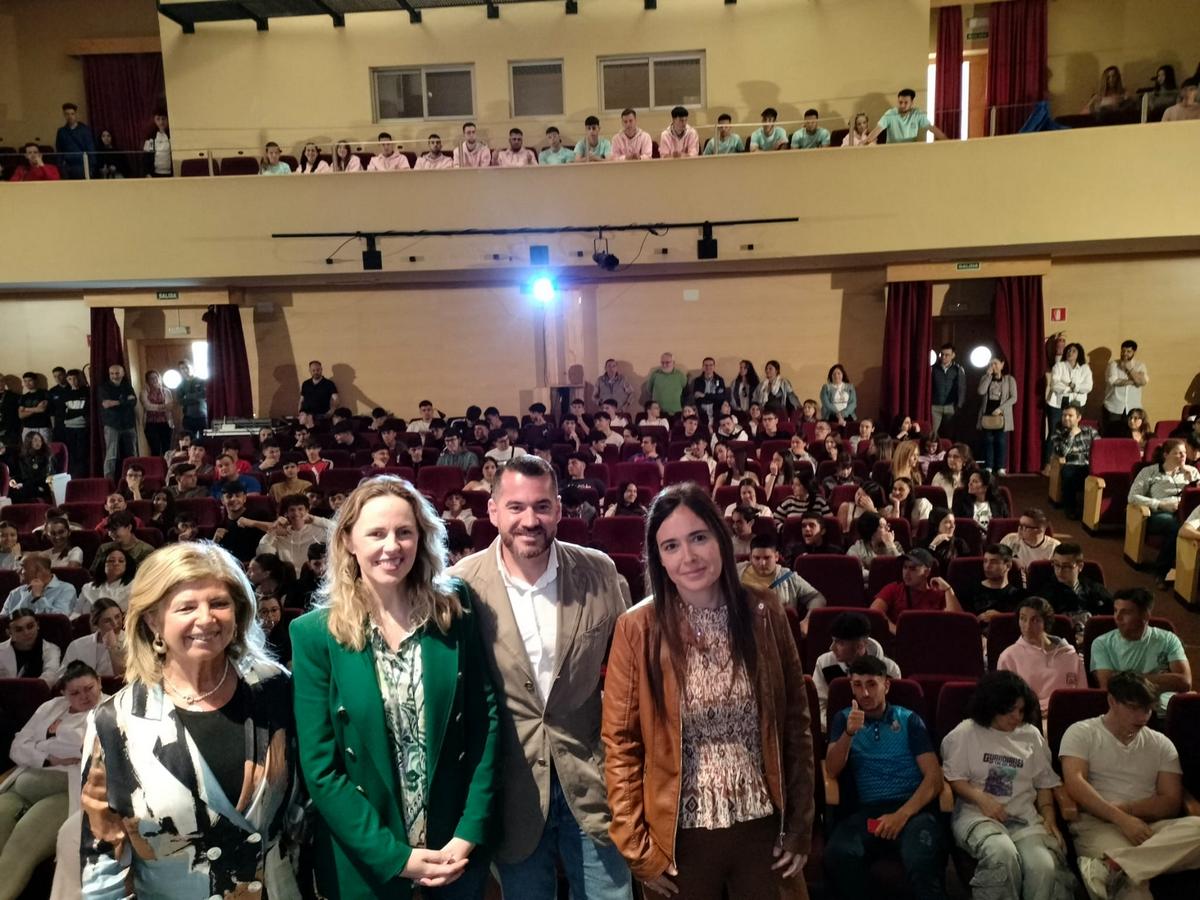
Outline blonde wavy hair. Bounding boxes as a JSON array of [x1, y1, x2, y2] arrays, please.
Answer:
[[891, 438, 923, 485], [316, 475, 460, 651], [123, 542, 273, 685]]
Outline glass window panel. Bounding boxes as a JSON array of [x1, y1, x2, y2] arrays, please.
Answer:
[[426, 69, 474, 118], [512, 62, 564, 117], [375, 69, 422, 120], [602, 60, 650, 111], [652, 58, 702, 107]]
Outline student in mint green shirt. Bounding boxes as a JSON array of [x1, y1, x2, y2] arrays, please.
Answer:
[[259, 141, 292, 175], [702, 113, 745, 154], [1090, 588, 1191, 713], [790, 109, 831, 149], [749, 107, 788, 151], [868, 89, 948, 144], [539, 126, 575, 165], [574, 114, 612, 162]]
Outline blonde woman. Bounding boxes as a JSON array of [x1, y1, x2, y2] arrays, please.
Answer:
[[842, 112, 872, 147], [80, 542, 302, 899], [891, 438, 923, 485], [290, 476, 499, 899]]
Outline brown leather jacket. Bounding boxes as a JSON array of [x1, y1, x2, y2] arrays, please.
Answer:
[[601, 588, 815, 892]]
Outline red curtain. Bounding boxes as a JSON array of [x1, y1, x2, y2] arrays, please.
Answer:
[[88, 308, 127, 476], [204, 305, 253, 420], [987, 0, 1048, 135], [994, 276, 1046, 474], [935, 6, 963, 139], [880, 282, 933, 430], [82, 53, 165, 177]]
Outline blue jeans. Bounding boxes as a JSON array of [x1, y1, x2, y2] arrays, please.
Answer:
[[495, 775, 633, 900], [1147, 511, 1182, 576], [825, 803, 948, 900], [103, 426, 137, 481], [980, 429, 1009, 472]]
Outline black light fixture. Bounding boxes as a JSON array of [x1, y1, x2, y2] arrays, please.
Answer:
[[697, 222, 718, 260], [592, 234, 620, 271], [362, 235, 382, 271], [486, 1, 499, 18], [644, 0, 657, 9], [565, 0, 578, 12]]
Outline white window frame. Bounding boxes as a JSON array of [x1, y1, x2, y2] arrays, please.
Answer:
[[371, 64, 476, 122], [597, 52, 706, 113], [509, 59, 565, 118]]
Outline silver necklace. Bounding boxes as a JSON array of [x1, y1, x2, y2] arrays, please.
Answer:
[[164, 659, 231, 709]]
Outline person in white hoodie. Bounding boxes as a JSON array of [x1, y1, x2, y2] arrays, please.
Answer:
[[811, 611, 901, 726], [997, 596, 1085, 717], [256, 492, 335, 576]]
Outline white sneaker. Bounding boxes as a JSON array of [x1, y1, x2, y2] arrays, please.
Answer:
[[1078, 856, 1108, 900]]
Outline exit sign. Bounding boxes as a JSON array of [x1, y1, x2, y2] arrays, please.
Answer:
[[955, 262, 980, 271], [156, 290, 180, 300], [1050, 307, 1067, 322]]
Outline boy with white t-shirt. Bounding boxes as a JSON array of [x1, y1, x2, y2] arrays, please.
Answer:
[[1060, 672, 1200, 900]]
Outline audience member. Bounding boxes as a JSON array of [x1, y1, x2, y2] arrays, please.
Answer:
[[1146, 65, 1179, 113], [1102, 340, 1148, 435], [819, 364, 857, 425], [702, 113, 744, 154], [920, 507, 968, 572], [59, 368, 89, 476], [259, 141, 291, 174], [43, 517, 83, 567], [574, 114, 613, 161], [774, 471, 830, 524], [605, 480, 647, 518], [1050, 404, 1097, 519], [811, 611, 901, 724], [869, 88, 948, 143], [838, 480, 885, 534], [953, 469, 1010, 531], [643, 351, 688, 415], [1126, 408, 1151, 450], [689, 356, 727, 423], [1090, 588, 1191, 715], [299, 359, 339, 419], [752, 359, 800, 412], [167, 463, 207, 500], [76, 547, 136, 616], [8, 432, 54, 503], [729, 359, 760, 411], [749, 107, 788, 151], [940, 672, 1076, 900], [1083, 65, 1131, 115], [453, 121, 491, 167], [1040, 542, 1113, 635], [0, 521, 21, 571], [95, 128, 129, 178], [137, 369, 174, 456], [593, 358, 634, 409], [739, 532, 826, 619], [728, 504, 757, 556], [1161, 76, 1200, 121], [496, 127, 538, 166], [538, 126, 574, 165], [995, 509, 1058, 573], [792, 513, 843, 557], [61, 600, 126, 678], [846, 510, 899, 582], [17, 372, 51, 443], [658, 105, 699, 157], [94, 511, 154, 569], [331, 139, 363, 172], [997, 596, 1085, 716], [255, 492, 334, 576], [931, 344, 968, 437], [366, 131, 410, 171], [977, 354, 1018, 474], [10, 143, 61, 182], [247, 552, 295, 602], [1060, 671, 1200, 899], [884, 476, 933, 525], [413, 133, 454, 169], [297, 141, 330, 174], [1044, 342, 1092, 467], [612, 107, 653, 160], [917, 433, 945, 475], [966, 543, 1029, 622], [1128, 438, 1199, 585], [142, 110, 172, 176], [870, 547, 962, 633], [54, 102, 97, 179], [825, 655, 948, 899], [790, 108, 831, 148], [2, 554, 77, 616], [174, 359, 208, 438], [98, 364, 137, 481], [0, 607, 61, 682], [842, 112, 872, 147]]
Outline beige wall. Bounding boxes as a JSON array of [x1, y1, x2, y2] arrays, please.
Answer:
[[0, 296, 90, 391], [0, 0, 159, 147], [158, 0, 928, 153]]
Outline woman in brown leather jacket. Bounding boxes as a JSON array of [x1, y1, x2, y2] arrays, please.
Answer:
[[601, 483, 815, 899]]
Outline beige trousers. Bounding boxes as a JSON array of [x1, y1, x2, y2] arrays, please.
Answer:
[[1071, 814, 1200, 899]]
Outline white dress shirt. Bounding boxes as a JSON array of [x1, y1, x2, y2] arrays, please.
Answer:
[[496, 543, 559, 703]]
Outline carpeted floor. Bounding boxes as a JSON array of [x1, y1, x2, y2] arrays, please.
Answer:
[[1006, 475, 1200, 673]]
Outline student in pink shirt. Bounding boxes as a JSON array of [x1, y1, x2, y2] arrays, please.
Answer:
[[494, 128, 538, 167], [453, 121, 491, 168], [996, 596, 1085, 716], [331, 140, 362, 172], [366, 132, 410, 171], [658, 105, 699, 158], [611, 108, 653, 161], [414, 133, 454, 170]]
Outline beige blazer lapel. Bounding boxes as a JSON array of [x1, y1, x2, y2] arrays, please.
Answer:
[[551, 543, 585, 687], [474, 539, 538, 689]]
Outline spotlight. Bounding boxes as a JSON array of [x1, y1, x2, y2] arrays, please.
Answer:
[[697, 221, 718, 260], [593, 235, 620, 271], [531, 275, 556, 303], [969, 345, 993, 368], [361, 235, 382, 271]]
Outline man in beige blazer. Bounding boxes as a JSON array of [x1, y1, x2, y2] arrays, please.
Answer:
[[450, 455, 633, 899]]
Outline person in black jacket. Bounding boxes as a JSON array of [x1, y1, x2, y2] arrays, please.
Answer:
[[930, 343, 968, 438], [690, 356, 728, 426], [1039, 542, 1113, 639], [98, 364, 137, 481]]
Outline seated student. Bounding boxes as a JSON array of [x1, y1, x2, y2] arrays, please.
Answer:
[[1000, 508, 1060, 573], [537, 125, 575, 165], [255, 593, 291, 665], [932, 442, 973, 506], [166, 431, 192, 470], [728, 504, 758, 557], [220, 437, 253, 474], [446, 529, 473, 567], [870, 547, 963, 634], [917, 433, 946, 476], [825, 656, 948, 900], [738, 532, 826, 620], [605, 480, 647, 518], [210, 483, 265, 563], [560, 483, 599, 527], [790, 108, 831, 149], [366, 131, 410, 170], [440, 489, 478, 535], [792, 513, 843, 558], [118, 463, 149, 502], [592, 411, 624, 449], [406, 398, 437, 432], [611, 107, 653, 160], [93, 492, 144, 534], [169, 512, 201, 543], [297, 439, 333, 482], [838, 480, 886, 535], [883, 476, 933, 525], [821, 452, 861, 496], [0, 608, 61, 682], [76, 547, 136, 616], [359, 445, 392, 476], [8, 432, 54, 503], [562, 453, 606, 497], [520, 402, 556, 446], [259, 141, 291, 175], [209, 452, 262, 498], [722, 478, 772, 519], [1040, 542, 1113, 637], [1128, 438, 1199, 585], [849, 418, 876, 455], [254, 439, 284, 479], [185, 443, 215, 481], [61, 599, 126, 678], [495, 127, 538, 166], [92, 511, 154, 571], [846, 511, 900, 584], [1161, 76, 1200, 121], [247, 552, 295, 604], [749, 107, 789, 151], [330, 420, 363, 451], [147, 489, 176, 537], [464, 457, 500, 495], [941, 672, 1076, 900], [953, 469, 1010, 532], [573, 114, 612, 162], [602, 397, 630, 429], [680, 433, 716, 476], [257, 493, 335, 576], [297, 141, 330, 174], [702, 112, 744, 155], [43, 516, 83, 568], [639, 400, 669, 429], [289, 541, 326, 609], [658, 105, 699, 157], [757, 406, 792, 442], [267, 459, 310, 504], [414, 132, 454, 169], [921, 507, 970, 573], [2, 554, 77, 616], [868, 88, 948, 144], [435, 432, 479, 472], [453, 120, 491, 167], [1050, 404, 1099, 519], [1090, 588, 1191, 715], [774, 470, 831, 524], [710, 411, 749, 449], [1060, 671, 1200, 900], [811, 612, 901, 726], [168, 463, 209, 500], [9, 143, 61, 181], [962, 543, 1027, 623], [997, 596, 1085, 717], [0, 521, 22, 571]]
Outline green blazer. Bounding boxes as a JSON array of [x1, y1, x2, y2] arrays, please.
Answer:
[[290, 578, 499, 899]]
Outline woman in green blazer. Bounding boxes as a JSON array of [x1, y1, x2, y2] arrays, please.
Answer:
[[291, 475, 499, 899]]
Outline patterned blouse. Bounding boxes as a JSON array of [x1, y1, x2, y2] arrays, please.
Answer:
[[678, 603, 773, 830], [370, 623, 428, 848]]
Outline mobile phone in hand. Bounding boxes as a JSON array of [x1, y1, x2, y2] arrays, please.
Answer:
[[866, 818, 881, 835]]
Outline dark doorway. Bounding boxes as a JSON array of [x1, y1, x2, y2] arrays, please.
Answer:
[[931, 281, 996, 442]]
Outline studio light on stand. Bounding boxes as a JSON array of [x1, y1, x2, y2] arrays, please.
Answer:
[[593, 234, 620, 271]]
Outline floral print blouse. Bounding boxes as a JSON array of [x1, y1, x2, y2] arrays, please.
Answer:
[[370, 623, 428, 848]]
